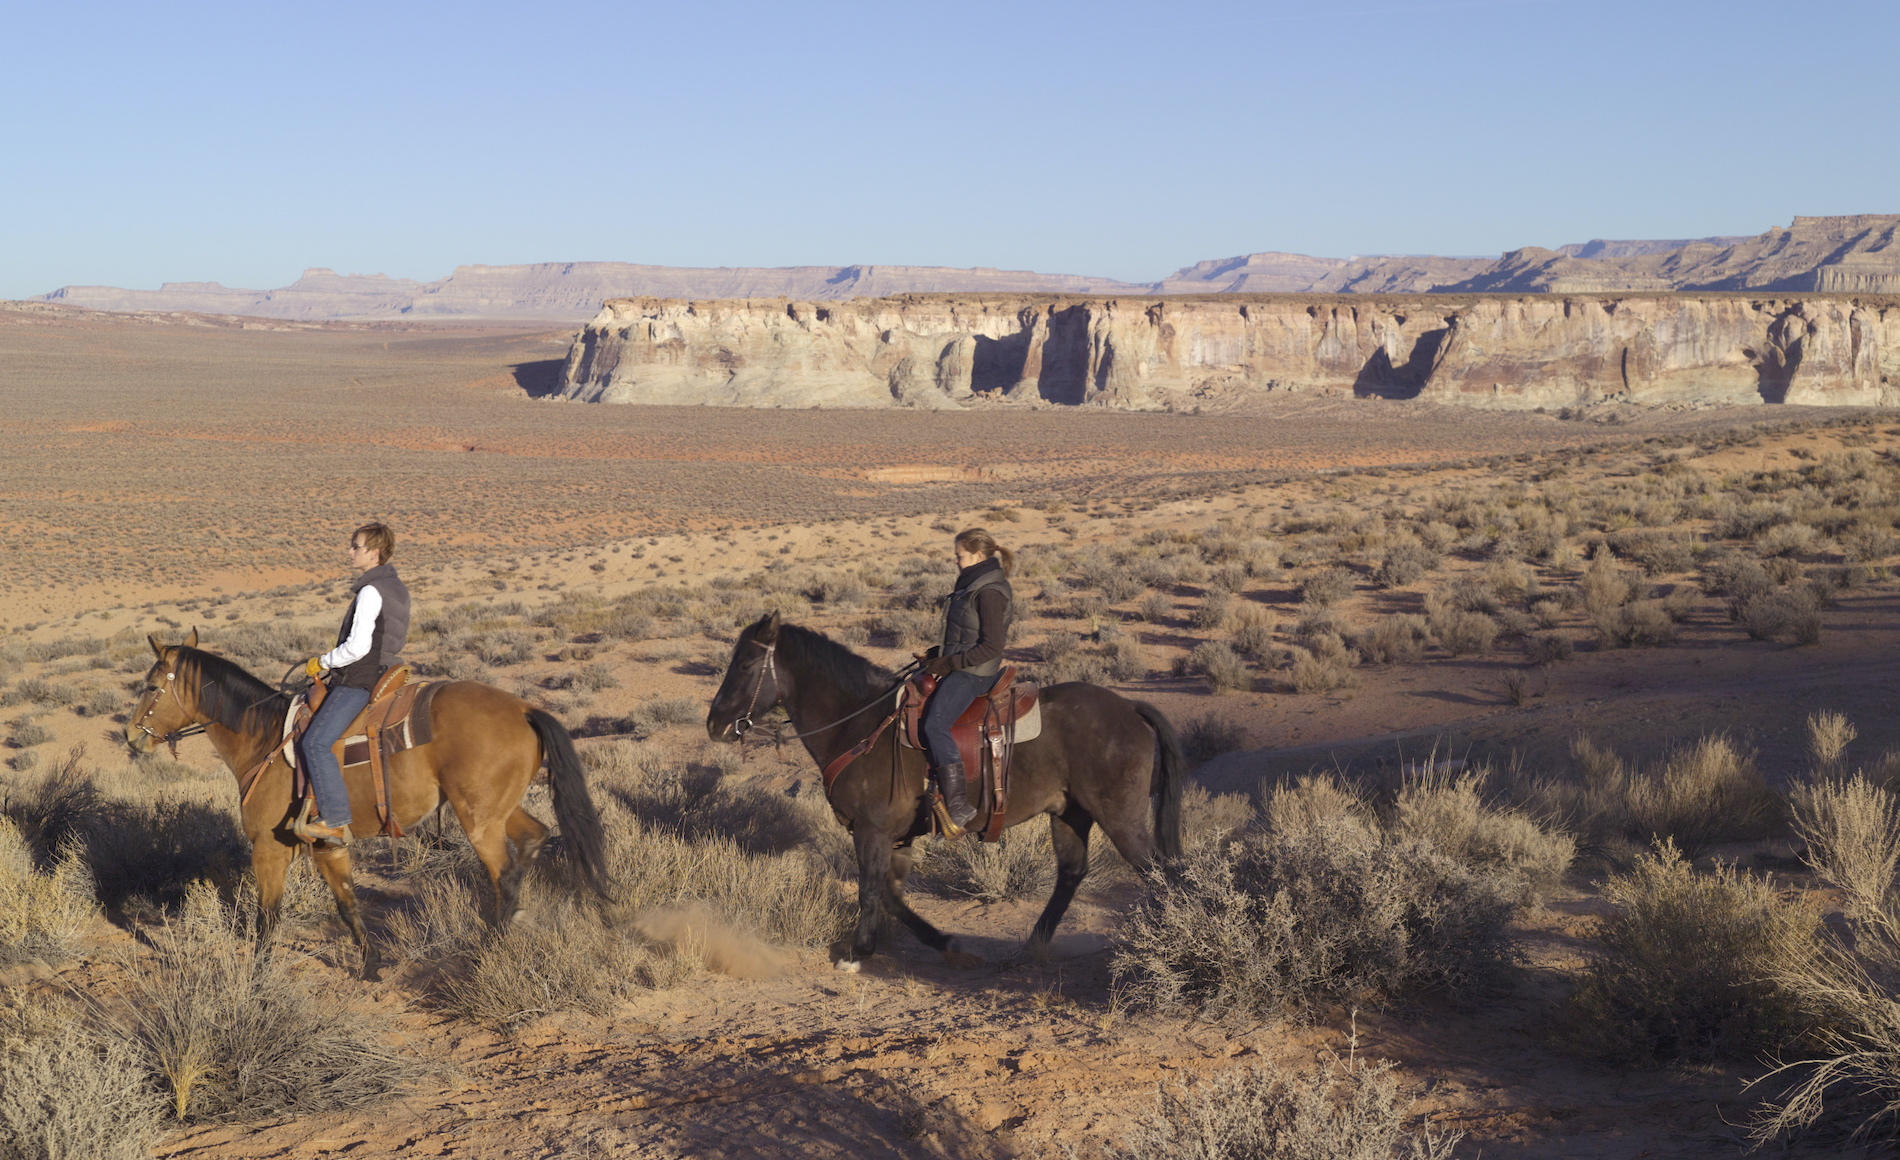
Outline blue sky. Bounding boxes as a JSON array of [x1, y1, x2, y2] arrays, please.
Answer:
[[2, 0, 1894, 297]]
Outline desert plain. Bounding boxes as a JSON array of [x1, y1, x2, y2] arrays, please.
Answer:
[[7, 300, 1900, 1159]]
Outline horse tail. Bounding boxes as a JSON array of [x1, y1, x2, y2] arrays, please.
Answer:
[[1135, 701, 1184, 860], [527, 708, 609, 898]]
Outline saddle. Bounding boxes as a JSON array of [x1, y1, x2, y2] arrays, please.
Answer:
[[898, 666, 1040, 843], [268, 665, 443, 840]]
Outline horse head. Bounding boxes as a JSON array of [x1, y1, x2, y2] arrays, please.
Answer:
[[126, 627, 200, 755], [706, 611, 781, 742]]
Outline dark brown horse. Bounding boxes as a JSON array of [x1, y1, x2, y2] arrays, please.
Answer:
[[706, 612, 1183, 968], [125, 630, 606, 980]]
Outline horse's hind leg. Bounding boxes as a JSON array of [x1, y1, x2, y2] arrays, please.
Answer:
[[1028, 804, 1094, 954], [496, 807, 548, 925], [459, 820, 518, 930], [309, 844, 381, 982]]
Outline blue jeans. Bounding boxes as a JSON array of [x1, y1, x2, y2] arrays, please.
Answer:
[[299, 684, 370, 826], [921, 669, 999, 770]]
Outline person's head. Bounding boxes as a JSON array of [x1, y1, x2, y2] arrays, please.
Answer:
[[953, 527, 1013, 574], [350, 522, 395, 569]]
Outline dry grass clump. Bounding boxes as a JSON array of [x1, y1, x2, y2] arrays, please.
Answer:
[[0, 992, 162, 1160], [1186, 641, 1249, 695], [1112, 811, 1522, 1023], [0, 816, 97, 965], [916, 828, 1055, 904], [1353, 614, 1429, 666], [1181, 714, 1248, 767], [440, 895, 687, 1029], [1178, 784, 1254, 849], [1559, 841, 1821, 1067], [1112, 1053, 1460, 1160], [1523, 733, 1783, 862], [1427, 608, 1497, 657], [1749, 770, 1900, 1149], [1388, 770, 1574, 892], [113, 882, 439, 1122]]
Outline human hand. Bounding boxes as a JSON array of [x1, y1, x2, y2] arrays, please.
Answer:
[[304, 657, 325, 679], [921, 655, 955, 678]]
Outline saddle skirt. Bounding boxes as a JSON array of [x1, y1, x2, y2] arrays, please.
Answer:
[[898, 666, 1039, 842], [281, 665, 444, 838]]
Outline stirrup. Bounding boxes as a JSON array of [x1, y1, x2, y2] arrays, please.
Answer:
[[931, 795, 968, 841], [292, 797, 352, 847]]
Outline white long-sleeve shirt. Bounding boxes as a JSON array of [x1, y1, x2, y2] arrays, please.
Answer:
[[319, 583, 383, 671]]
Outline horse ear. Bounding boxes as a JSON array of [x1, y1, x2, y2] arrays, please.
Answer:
[[760, 610, 781, 639], [149, 634, 163, 657], [185, 627, 199, 649]]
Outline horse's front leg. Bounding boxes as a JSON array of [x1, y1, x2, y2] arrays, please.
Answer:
[[887, 839, 979, 968], [309, 844, 381, 982], [843, 827, 893, 970], [250, 836, 298, 958]]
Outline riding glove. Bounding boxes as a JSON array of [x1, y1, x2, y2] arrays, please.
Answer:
[[920, 654, 956, 677], [304, 657, 325, 679]]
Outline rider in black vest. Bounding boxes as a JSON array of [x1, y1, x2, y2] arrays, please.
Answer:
[[297, 522, 411, 846], [917, 527, 1014, 831]]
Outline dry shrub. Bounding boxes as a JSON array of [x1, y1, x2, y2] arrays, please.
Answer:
[[1354, 614, 1429, 666], [1541, 733, 1782, 861], [1374, 541, 1440, 589], [0, 993, 161, 1160], [1265, 774, 1371, 837], [1757, 521, 1819, 558], [1525, 632, 1573, 665], [1790, 774, 1900, 940], [442, 896, 687, 1029], [1181, 714, 1248, 767], [1809, 710, 1858, 772], [1192, 590, 1233, 631], [916, 828, 1054, 904], [1739, 586, 1823, 644], [1111, 815, 1521, 1022], [1429, 609, 1497, 657], [1289, 648, 1358, 695], [1188, 641, 1249, 695], [1593, 598, 1678, 648], [1113, 1054, 1460, 1160], [1135, 592, 1172, 623], [0, 817, 97, 965], [1179, 783, 1254, 849], [1230, 623, 1275, 662], [1559, 841, 1820, 1067], [1105, 635, 1150, 681], [114, 882, 438, 1121], [1298, 567, 1355, 607], [1388, 770, 1574, 892]]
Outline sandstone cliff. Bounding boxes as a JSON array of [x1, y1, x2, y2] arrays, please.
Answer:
[[559, 292, 1900, 411]]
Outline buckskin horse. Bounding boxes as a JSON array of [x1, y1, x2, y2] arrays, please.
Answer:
[[125, 629, 606, 980], [706, 612, 1183, 969]]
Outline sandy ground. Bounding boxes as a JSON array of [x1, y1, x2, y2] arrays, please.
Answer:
[[5, 304, 1898, 1158]]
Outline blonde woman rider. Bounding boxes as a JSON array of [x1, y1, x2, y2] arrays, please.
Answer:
[[916, 527, 1014, 831]]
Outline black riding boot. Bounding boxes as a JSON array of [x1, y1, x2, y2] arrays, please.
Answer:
[[935, 761, 977, 830]]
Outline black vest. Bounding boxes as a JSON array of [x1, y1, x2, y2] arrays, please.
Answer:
[[333, 564, 410, 690], [941, 560, 1012, 679]]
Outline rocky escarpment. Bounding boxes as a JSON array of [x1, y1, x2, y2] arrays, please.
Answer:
[[559, 292, 1900, 411]]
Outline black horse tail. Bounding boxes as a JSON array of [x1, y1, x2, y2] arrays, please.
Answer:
[[1135, 701, 1184, 860], [527, 708, 609, 898]]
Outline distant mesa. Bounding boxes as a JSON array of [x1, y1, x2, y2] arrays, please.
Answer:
[[29, 215, 1900, 322]]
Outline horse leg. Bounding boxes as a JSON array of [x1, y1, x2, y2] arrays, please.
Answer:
[[496, 807, 548, 926], [309, 844, 381, 982], [844, 828, 892, 968], [883, 840, 976, 967], [1027, 805, 1095, 955], [250, 837, 297, 958]]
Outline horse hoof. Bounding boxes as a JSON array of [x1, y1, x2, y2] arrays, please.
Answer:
[[835, 958, 862, 974]]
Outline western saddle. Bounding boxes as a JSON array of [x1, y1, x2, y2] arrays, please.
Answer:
[[897, 666, 1040, 842]]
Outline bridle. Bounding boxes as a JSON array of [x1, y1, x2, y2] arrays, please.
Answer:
[[728, 635, 919, 745], [130, 661, 207, 757]]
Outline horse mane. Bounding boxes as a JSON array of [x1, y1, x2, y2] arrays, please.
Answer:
[[777, 623, 895, 701], [176, 647, 290, 738]]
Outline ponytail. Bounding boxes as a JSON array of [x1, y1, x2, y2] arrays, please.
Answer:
[[955, 527, 1013, 575]]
